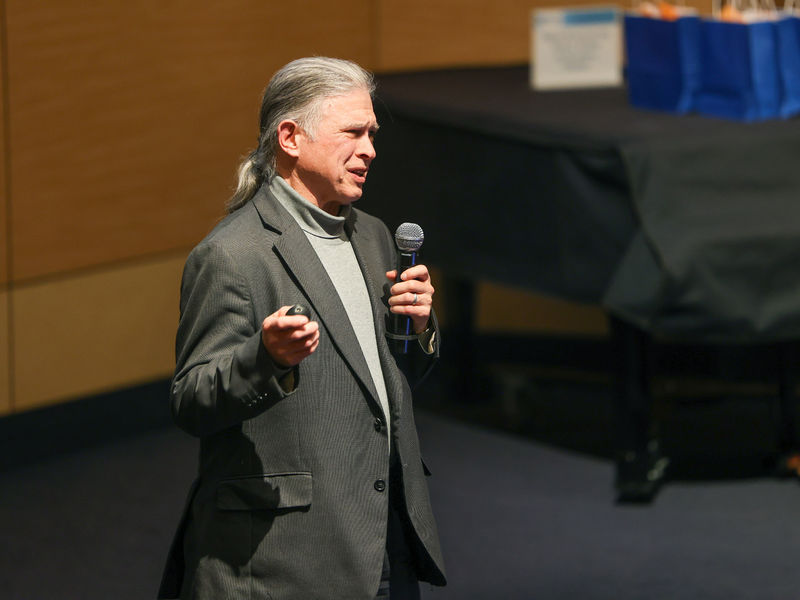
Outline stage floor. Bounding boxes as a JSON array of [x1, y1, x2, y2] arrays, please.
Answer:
[[2, 380, 800, 599]]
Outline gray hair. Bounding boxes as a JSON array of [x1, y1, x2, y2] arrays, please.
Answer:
[[226, 56, 376, 213]]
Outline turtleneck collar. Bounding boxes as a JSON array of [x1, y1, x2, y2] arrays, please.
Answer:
[[270, 176, 350, 240]]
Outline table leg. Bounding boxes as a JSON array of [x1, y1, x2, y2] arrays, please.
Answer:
[[440, 276, 478, 403], [610, 316, 669, 502]]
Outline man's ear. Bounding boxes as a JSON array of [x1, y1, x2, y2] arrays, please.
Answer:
[[277, 120, 301, 158]]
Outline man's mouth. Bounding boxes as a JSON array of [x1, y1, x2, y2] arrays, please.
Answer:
[[348, 168, 368, 183]]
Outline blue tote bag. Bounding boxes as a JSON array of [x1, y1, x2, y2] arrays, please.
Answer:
[[775, 14, 800, 117], [694, 18, 781, 121], [625, 14, 702, 114]]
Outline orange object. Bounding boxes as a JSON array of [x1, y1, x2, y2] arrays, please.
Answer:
[[659, 1, 680, 20], [786, 454, 800, 473], [720, 3, 744, 22]]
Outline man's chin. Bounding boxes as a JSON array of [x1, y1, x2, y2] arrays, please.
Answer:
[[345, 188, 363, 204]]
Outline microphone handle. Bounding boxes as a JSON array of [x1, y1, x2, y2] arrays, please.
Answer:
[[394, 250, 418, 354]]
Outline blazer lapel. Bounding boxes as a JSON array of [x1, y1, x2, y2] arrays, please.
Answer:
[[253, 188, 382, 408], [348, 213, 405, 418]]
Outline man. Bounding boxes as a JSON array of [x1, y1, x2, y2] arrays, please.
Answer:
[[158, 57, 446, 599]]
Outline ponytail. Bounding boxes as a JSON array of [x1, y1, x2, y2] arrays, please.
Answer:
[[226, 150, 268, 214]]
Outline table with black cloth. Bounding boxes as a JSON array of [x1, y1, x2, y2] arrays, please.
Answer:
[[364, 65, 800, 501]]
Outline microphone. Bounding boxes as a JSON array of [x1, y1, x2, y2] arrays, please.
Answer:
[[392, 222, 424, 354]]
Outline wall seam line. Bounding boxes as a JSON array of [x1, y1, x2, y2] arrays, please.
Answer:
[[12, 246, 192, 289], [1, 0, 15, 413], [372, 0, 382, 72]]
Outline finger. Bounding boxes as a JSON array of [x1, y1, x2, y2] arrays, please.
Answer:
[[388, 289, 427, 306], [390, 280, 434, 300], [397, 264, 429, 282], [391, 269, 434, 288], [285, 334, 320, 363], [390, 302, 430, 316], [388, 291, 431, 314], [262, 319, 316, 356], [390, 291, 428, 307], [266, 308, 311, 332], [287, 321, 319, 342], [262, 313, 317, 366], [263, 311, 288, 332], [303, 331, 320, 350]]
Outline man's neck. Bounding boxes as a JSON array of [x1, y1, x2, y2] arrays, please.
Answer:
[[270, 176, 349, 239], [276, 169, 341, 216]]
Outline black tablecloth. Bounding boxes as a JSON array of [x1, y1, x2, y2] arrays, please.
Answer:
[[364, 65, 800, 342]]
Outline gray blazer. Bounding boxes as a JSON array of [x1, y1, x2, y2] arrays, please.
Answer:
[[158, 185, 445, 599]]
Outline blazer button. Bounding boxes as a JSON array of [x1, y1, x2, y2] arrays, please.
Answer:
[[374, 417, 383, 432], [374, 479, 386, 492]]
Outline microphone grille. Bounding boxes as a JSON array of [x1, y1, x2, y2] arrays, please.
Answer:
[[394, 222, 424, 251]]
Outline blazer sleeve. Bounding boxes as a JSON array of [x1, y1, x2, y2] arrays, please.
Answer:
[[170, 240, 292, 437], [404, 307, 441, 389]]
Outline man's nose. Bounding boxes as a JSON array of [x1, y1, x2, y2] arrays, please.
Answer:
[[357, 134, 376, 160]]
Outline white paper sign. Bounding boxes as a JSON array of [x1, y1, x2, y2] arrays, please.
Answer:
[[531, 6, 622, 90]]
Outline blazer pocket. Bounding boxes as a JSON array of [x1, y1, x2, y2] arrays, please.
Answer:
[[216, 472, 312, 511]]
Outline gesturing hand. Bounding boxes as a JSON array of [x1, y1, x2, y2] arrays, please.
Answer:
[[261, 305, 320, 367], [385, 264, 435, 334]]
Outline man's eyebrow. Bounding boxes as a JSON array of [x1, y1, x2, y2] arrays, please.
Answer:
[[343, 122, 380, 132]]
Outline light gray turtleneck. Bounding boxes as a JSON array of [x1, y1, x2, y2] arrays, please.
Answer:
[[270, 176, 392, 444]]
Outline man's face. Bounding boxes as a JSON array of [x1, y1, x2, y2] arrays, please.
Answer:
[[292, 88, 378, 215]]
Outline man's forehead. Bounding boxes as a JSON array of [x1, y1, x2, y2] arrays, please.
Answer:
[[319, 91, 376, 121]]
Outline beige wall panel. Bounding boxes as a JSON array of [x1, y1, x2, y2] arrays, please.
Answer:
[[0, 291, 9, 416], [0, 19, 7, 287], [377, 0, 533, 71], [377, 0, 712, 72], [6, 1, 373, 281], [13, 253, 186, 411], [477, 282, 608, 336]]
